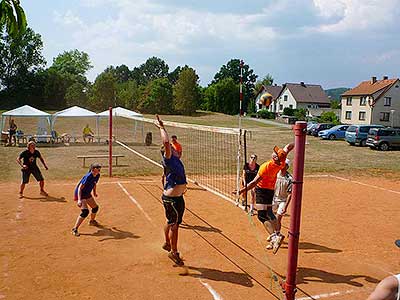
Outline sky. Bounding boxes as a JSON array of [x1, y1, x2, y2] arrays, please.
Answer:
[[22, 0, 400, 89]]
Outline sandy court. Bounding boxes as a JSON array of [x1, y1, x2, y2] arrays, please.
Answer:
[[0, 175, 399, 300]]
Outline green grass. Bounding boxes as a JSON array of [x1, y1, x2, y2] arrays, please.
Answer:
[[1, 111, 399, 182]]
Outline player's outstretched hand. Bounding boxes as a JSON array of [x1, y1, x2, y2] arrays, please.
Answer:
[[155, 114, 164, 129]]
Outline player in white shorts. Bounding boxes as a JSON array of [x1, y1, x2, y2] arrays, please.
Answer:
[[267, 158, 292, 249]]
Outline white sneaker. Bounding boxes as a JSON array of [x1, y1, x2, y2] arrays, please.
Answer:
[[272, 234, 285, 254], [267, 233, 276, 242]]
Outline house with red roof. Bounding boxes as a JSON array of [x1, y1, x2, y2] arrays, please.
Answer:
[[341, 76, 400, 126]]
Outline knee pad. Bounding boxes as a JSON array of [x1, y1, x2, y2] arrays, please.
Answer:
[[266, 207, 276, 221], [257, 210, 268, 223], [92, 206, 99, 214], [80, 209, 89, 218]]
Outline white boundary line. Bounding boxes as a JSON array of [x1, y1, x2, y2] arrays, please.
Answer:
[[117, 182, 154, 225], [297, 289, 354, 300], [199, 280, 223, 300], [51, 181, 132, 186], [304, 174, 400, 195]]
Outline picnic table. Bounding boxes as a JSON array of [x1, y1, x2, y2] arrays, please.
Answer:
[[77, 154, 125, 167]]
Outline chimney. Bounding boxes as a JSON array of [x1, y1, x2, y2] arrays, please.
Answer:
[[300, 81, 305, 87], [383, 76, 388, 80], [371, 76, 377, 84]]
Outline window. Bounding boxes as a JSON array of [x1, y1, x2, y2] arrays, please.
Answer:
[[284, 95, 288, 101], [345, 111, 352, 120], [346, 97, 352, 105], [380, 112, 390, 121], [360, 97, 367, 106], [289, 104, 293, 109], [279, 104, 283, 110], [384, 97, 391, 106], [359, 111, 366, 120]]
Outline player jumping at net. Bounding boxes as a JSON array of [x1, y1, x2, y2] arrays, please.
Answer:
[[237, 143, 294, 254], [71, 163, 101, 237], [242, 154, 260, 215], [155, 115, 187, 266], [16, 141, 49, 198]]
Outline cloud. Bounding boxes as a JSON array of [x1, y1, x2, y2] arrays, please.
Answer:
[[311, 0, 400, 33]]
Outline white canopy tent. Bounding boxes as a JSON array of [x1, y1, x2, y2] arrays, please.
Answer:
[[98, 107, 143, 141], [51, 106, 99, 135], [97, 107, 143, 118], [1, 105, 51, 133]]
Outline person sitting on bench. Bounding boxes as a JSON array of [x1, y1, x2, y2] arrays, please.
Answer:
[[83, 124, 94, 143]]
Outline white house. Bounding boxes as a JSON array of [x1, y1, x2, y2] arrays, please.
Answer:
[[341, 76, 400, 127], [273, 82, 330, 114]]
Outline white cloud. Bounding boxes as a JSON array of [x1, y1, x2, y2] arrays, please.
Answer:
[[311, 0, 399, 33]]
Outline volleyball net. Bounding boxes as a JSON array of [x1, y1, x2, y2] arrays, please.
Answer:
[[112, 114, 246, 205]]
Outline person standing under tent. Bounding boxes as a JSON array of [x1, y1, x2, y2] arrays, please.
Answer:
[[16, 141, 49, 198], [71, 163, 101, 237], [367, 274, 400, 300], [237, 143, 294, 254], [171, 135, 182, 158], [266, 158, 293, 250], [242, 154, 260, 215], [155, 115, 187, 266], [8, 119, 17, 146]]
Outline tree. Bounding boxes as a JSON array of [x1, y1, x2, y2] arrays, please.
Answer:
[[90, 71, 117, 110], [65, 82, 89, 107], [105, 64, 130, 84], [51, 49, 92, 78], [254, 74, 274, 95], [294, 108, 307, 121], [330, 100, 341, 109], [136, 56, 169, 86], [138, 78, 173, 114], [319, 111, 339, 124], [212, 59, 257, 112], [116, 79, 140, 109], [0, 0, 27, 38], [0, 27, 45, 89], [173, 67, 200, 115], [202, 78, 239, 115]]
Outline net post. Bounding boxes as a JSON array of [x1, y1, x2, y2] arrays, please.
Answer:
[[235, 128, 242, 207], [284, 121, 306, 300], [108, 106, 113, 177], [243, 130, 248, 211]]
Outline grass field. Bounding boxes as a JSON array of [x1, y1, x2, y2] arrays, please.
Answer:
[[1, 111, 399, 182]]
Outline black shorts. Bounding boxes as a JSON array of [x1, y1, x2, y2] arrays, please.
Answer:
[[162, 194, 185, 225], [9, 130, 16, 136], [255, 187, 274, 205], [22, 168, 44, 184]]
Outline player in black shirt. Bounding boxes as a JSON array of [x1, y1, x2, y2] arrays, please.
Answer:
[[16, 141, 49, 198]]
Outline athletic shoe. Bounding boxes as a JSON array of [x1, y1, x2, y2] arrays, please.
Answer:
[[267, 233, 276, 242], [40, 190, 48, 196], [272, 234, 285, 254], [162, 242, 171, 252], [266, 243, 273, 250], [89, 220, 99, 226], [71, 228, 80, 237], [168, 252, 184, 266]]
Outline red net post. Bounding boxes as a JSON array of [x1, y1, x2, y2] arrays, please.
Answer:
[[284, 121, 307, 300]]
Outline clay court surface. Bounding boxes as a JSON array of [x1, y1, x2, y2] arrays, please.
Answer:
[[1, 175, 399, 300]]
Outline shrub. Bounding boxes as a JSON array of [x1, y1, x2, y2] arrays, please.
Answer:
[[257, 109, 275, 119]]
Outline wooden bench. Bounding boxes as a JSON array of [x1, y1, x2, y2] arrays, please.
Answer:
[[77, 154, 125, 167]]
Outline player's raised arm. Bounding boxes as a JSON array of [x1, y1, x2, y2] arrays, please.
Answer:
[[155, 115, 171, 159]]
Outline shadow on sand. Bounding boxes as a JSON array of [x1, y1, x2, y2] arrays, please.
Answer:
[[80, 224, 140, 242]]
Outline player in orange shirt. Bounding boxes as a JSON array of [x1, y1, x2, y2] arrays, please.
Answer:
[[238, 143, 294, 254], [171, 135, 182, 159]]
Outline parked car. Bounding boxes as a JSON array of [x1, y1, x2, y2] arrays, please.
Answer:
[[306, 123, 318, 135], [311, 123, 335, 137], [345, 125, 385, 146], [318, 125, 350, 140], [366, 128, 400, 151]]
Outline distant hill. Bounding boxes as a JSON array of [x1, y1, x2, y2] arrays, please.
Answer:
[[325, 88, 350, 101]]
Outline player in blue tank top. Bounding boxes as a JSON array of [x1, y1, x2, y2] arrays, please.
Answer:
[[71, 163, 101, 237], [155, 115, 187, 266]]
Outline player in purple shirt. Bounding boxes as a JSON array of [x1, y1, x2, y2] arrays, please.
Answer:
[[71, 163, 101, 237]]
